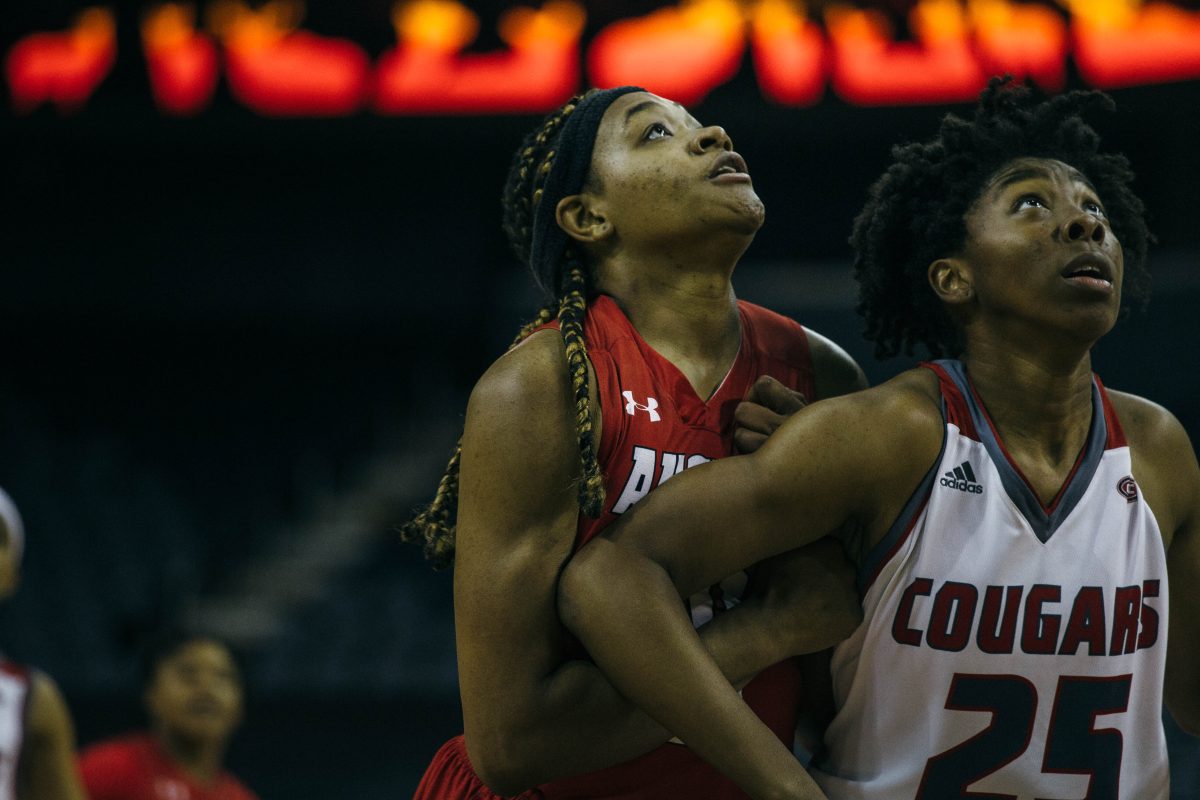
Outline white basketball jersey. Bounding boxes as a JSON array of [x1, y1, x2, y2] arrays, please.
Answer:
[[0, 658, 29, 800], [813, 360, 1170, 800]]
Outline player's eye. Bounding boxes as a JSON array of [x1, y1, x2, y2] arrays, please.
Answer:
[[1014, 194, 1046, 211], [1083, 199, 1106, 217], [644, 122, 672, 141]]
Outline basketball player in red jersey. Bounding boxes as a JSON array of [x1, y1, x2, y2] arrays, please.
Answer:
[[0, 487, 88, 800], [401, 87, 866, 799], [559, 79, 1199, 799], [79, 632, 257, 800]]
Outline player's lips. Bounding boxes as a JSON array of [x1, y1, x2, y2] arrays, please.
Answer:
[[708, 151, 751, 183], [1060, 251, 1115, 293]]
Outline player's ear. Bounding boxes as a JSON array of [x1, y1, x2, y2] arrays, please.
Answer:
[[928, 257, 973, 307], [557, 194, 612, 244]]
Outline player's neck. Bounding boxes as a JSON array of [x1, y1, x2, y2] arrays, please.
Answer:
[[600, 267, 741, 397], [157, 730, 225, 785], [961, 341, 1096, 468]]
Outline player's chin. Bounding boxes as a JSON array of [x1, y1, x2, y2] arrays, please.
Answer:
[[737, 195, 766, 231]]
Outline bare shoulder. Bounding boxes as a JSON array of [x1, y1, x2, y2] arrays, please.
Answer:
[[804, 327, 869, 399], [1107, 390, 1197, 475], [1106, 390, 1191, 451], [1106, 389, 1200, 539], [25, 670, 73, 742], [470, 329, 570, 415], [804, 365, 941, 435]]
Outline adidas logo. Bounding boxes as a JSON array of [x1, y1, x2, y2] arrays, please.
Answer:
[[940, 461, 983, 494]]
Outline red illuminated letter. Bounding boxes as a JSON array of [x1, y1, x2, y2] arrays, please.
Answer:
[[374, 0, 584, 115], [750, 0, 826, 107], [208, 0, 370, 116], [5, 8, 116, 114], [826, 0, 986, 106], [587, 0, 745, 106], [1071, 0, 1200, 89], [969, 0, 1067, 91], [142, 4, 219, 115]]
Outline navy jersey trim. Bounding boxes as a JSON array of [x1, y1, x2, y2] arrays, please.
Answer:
[[858, 405, 948, 594], [933, 359, 1108, 544]]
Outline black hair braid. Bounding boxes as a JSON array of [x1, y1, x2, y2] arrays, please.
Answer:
[[403, 93, 606, 566], [853, 76, 1152, 359]]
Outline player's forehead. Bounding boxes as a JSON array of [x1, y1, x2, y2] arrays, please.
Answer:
[[164, 639, 238, 673], [982, 157, 1097, 198], [597, 92, 699, 141]]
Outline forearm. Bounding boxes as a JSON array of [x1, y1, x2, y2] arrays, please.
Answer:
[[1166, 557, 1200, 734], [1165, 658, 1200, 735], [560, 539, 824, 800], [483, 596, 788, 790]]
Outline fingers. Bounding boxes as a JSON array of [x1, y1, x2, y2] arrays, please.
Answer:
[[734, 428, 769, 455], [733, 402, 781, 454], [735, 376, 809, 453], [745, 375, 807, 415]]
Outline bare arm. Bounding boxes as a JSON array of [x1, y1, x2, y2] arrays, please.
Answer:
[[1115, 392, 1200, 734], [1167, 492, 1200, 734], [558, 379, 943, 799], [455, 330, 855, 794], [1146, 410, 1200, 734], [20, 672, 86, 800]]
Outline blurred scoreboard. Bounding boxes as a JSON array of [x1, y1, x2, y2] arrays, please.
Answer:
[[5, 0, 1200, 117]]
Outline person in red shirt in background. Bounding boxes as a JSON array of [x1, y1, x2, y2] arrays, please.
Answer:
[[79, 631, 257, 800]]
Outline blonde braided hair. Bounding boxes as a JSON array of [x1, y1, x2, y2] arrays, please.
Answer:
[[401, 92, 609, 567]]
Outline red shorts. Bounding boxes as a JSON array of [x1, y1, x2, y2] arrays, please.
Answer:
[[413, 736, 543, 800]]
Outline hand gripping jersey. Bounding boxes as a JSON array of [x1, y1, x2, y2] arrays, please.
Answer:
[[812, 360, 1169, 800], [413, 294, 815, 800], [0, 657, 29, 800]]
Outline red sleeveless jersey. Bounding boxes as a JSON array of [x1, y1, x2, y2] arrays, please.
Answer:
[[536, 294, 813, 798], [414, 294, 815, 800]]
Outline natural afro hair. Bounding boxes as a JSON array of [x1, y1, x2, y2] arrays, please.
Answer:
[[852, 76, 1152, 359]]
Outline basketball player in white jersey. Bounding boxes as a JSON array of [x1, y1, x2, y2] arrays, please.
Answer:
[[558, 78, 1199, 799], [0, 488, 87, 800]]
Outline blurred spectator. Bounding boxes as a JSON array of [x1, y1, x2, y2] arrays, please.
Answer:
[[0, 487, 88, 800], [79, 631, 257, 800]]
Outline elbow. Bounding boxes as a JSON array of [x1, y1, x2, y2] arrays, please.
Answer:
[[465, 733, 538, 796], [557, 538, 624, 639]]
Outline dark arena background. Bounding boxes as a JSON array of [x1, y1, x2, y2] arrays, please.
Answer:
[[4, 0, 1200, 796]]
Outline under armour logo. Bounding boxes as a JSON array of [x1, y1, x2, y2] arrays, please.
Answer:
[[623, 390, 661, 422]]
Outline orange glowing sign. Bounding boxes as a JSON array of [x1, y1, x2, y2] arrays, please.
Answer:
[[826, 0, 987, 105], [750, 0, 826, 107], [207, 0, 371, 115], [6, 8, 116, 114], [969, 0, 1067, 91], [6, 0, 1200, 116], [142, 4, 219, 115], [1070, 1, 1200, 89], [588, 0, 745, 106], [374, 0, 584, 113]]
